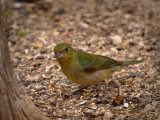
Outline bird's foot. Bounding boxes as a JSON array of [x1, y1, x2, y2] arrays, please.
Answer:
[[71, 86, 88, 96], [102, 93, 109, 100], [63, 86, 88, 100]]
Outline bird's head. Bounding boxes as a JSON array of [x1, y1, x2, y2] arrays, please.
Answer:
[[54, 43, 76, 63]]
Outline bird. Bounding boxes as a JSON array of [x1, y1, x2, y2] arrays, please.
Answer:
[[54, 43, 141, 97]]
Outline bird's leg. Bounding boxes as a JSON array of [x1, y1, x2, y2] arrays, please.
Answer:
[[102, 79, 110, 99], [70, 86, 88, 96], [111, 80, 125, 106], [112, 80, 122, 96]]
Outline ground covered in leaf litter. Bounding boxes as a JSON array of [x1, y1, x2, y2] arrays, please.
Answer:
[[2, 0, 160, 119]]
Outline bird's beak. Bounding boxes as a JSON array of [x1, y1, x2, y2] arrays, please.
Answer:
[[55, 51, 63, 58]]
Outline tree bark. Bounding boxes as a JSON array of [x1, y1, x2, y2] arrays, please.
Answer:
[[0, 2, 49, 120]]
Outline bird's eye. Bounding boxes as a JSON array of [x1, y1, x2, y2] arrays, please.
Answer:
[[65, 48, 69, 52]]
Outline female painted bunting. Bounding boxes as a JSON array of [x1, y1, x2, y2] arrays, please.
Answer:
[[54, 43, 141, 96]]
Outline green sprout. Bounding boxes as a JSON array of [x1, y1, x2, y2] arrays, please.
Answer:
[[18, 32, 27, 37], [3, 12, 10, 18]]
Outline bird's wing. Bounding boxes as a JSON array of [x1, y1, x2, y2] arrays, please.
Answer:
[[77, 50, 122, 73]]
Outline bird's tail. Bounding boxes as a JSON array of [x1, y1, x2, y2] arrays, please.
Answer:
[[121, 60, 142, 66]]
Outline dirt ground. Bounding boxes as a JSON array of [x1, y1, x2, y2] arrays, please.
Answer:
[[2, 0, 160, 119]]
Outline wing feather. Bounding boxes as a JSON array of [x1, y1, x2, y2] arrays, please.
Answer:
[[77, 50, 122, 73]]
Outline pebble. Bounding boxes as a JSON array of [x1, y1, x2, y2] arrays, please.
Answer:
[[14, 2, 22, 8], [103, 111, 113, 120], [110, 47, 118, 54], [79, 100, 87, 105], [46, 109, 52, 114], [55, 9, 67, 14], [51, 94, 56, 97], [37, 87, 46, 91], [19, 8, 29, 16], [78, 22, 89, 28], [117, 48, 124, 51], [8, 35, 19, 44], [157, 47, 160, 51], [90, 103, 97, 110], [110, 35, 122, 45], [33, 43, 43, 50], [45, 65, 54, 73], [29, 75, 40, 82], [78, 45, 89, 51], [138, 40, 144, 46], [124, 103, 129, 108], [144, 104, 152, 111], [36, 56, 45, 59]]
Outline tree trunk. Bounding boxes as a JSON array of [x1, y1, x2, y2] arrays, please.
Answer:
[[0, 3, 49, 120]]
